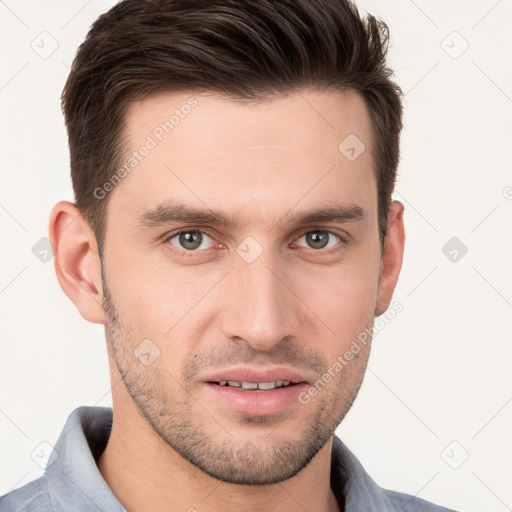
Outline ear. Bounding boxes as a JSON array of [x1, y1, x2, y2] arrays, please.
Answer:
[[375, 200, 405, 317], [48, 201, 106, 324]]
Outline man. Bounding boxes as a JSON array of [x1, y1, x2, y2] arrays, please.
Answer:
[[0, 0, 457, 510]]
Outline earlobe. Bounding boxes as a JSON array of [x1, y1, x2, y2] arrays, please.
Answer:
[[49, 201, 106, 324], [375, 200, 405, 317]]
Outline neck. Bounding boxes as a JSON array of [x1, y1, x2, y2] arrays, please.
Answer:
[[97, 386, 341, 512]]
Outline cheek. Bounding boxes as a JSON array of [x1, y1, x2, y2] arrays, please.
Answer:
[[106, 253, 223, 341], [297, 256, 380, 335]]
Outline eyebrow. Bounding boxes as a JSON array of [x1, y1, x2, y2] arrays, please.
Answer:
[[136, 200, 367, 231]]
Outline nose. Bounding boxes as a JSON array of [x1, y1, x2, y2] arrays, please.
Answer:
[[220, 248, 302, 351]]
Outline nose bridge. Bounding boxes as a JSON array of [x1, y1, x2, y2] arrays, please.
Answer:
[[221, 243, 299, 350]]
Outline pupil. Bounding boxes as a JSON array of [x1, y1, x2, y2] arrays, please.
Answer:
[[307, 232, 328, 249], [180, 231, 202, 250]]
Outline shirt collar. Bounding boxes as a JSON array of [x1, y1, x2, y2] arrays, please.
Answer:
[[331, 434, 395, 510], [46, 406, 124, 511]]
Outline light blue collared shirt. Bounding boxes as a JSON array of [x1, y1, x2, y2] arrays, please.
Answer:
[[0, 406, 457, 511]]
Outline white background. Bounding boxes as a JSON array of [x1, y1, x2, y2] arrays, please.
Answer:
[[1, 1, 511, 511]]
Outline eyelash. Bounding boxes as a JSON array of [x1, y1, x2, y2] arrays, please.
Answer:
[[162, 228, 346, 257]]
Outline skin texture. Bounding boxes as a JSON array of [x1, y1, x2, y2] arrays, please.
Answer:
[[49, 89, 405, 512]]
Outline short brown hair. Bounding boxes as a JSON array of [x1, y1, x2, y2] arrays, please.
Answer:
[[61, 0, 403, 256]]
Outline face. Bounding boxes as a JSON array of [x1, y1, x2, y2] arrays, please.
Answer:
[[101, 89, 382, 485]]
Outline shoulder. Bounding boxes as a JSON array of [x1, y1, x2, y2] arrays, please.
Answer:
[[0, 476, 53, 512], [382, 488, 458, 511]]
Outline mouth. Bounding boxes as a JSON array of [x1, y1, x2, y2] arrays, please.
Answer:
[[209, 380, 298, 391], [202, 366, 309, 387], [202, 367, 310, 416]]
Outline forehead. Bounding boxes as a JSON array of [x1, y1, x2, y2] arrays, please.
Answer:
[[109, 89, 377, 232], [123, 89, 373, 154]]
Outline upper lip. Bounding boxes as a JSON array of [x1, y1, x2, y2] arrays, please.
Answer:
[[203, 366, 310, 385]]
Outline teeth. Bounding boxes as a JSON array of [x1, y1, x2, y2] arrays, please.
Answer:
[[217, 380, 292, 390], [241, 382, 259, 390], [257, 381, 277, 390]]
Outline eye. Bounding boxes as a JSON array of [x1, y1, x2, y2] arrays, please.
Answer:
[[166, 230, 217, 252], [295, 230, 342, 251], [164, 228, 345, 257]]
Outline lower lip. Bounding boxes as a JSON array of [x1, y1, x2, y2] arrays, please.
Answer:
[[204, 382, 309, 416]]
